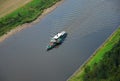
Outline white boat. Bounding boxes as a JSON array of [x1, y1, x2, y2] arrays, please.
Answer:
[[46, 31, 67, 51]]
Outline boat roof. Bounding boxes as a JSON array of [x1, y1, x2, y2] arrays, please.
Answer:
[[53, 31, 66, 39]]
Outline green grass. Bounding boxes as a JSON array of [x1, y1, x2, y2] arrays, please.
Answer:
[[88, 28, 120, 67], [0, 0, 32, 18], [0, 0, 61, 36], [68, 27, 120, 81]]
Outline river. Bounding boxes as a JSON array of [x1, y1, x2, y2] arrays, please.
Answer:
[[0, 0, 120, 81]]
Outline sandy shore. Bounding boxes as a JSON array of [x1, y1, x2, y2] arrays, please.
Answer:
[[0, 0, 64, 43]]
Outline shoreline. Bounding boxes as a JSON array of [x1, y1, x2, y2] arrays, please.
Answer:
[[0, 0, 64, 43], [67, 27, 120, 81]]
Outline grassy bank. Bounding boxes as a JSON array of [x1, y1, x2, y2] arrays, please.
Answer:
[[68, 27, 120, 81], [0, 0, 32, 18], [0, 0, 61, 36], [82, 37, 120, 81]]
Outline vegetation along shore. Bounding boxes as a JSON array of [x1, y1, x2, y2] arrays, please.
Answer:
[[0, 0, 32, 18], [68, 27, 120, 81], [0, 0, 64, 43]]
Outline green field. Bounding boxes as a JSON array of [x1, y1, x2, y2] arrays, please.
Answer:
[[0, 0, 61, 36], [68, 27, 120, 81], [0, 0, 32, 18]]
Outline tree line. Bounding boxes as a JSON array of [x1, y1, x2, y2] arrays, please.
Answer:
[[83, 40, 120, 81]]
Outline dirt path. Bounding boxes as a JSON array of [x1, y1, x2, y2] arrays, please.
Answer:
[[0, 0, 32, 18]]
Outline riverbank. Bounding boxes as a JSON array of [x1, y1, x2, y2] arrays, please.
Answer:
[[68, 27, 120, 81], [0, 0, 32, 18], [0, 0, 64, 43]]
